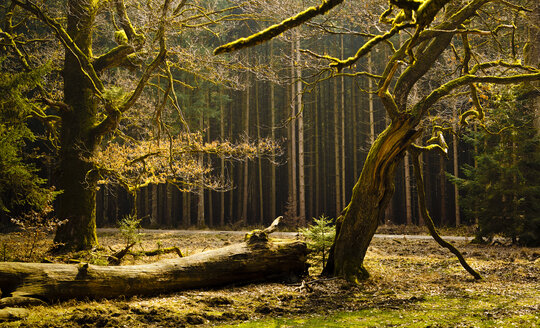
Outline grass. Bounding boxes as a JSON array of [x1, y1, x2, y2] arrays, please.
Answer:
[[222, 293, 540, 327], [0, 229, 538, 327]]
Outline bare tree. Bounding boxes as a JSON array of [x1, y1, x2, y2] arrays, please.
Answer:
[[215, 0, 539, 282]]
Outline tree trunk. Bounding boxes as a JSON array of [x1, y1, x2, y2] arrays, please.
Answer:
[[289, 42, 298, 218], [340, 35, 346, 211], [452, 103, 461, 226], [296, 37, 305, 224], [328, 119, 420, 282], [270, 77, 277, 222], [438, 156, 447, 225], [256, 80, 264, 225], [0, 237, 307, 304], [220, 89, 226, 227], [367, 52, 375, 145], [333, 76, 341, 217], [404, 152, 413, 225], [54, 0, 100, 250], [151, 184, 158, 226], [242, 74, 250, 225]]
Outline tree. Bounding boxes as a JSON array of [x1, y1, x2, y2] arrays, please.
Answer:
[[0, 66, 58, 219], [1, 0, 270, 249], [215, 0, 540, 282], [453, 86, 540, 246]]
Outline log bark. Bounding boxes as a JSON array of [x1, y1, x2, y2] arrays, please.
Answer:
[[0, 235, 307, 305]]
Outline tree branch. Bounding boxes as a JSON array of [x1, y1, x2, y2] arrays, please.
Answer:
[[213, 0, 344, 55], [118, 0, 171, 113], [414, 71, 540, 119], [394, 0, 492, 109], [409, 147, 482, 280], [378, 61, 401, 120], [12, 0, 104, 94], [93, 44, 135, 72], [114, 0, 145, 48]]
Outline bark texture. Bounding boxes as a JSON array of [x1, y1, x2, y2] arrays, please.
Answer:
[[330, 119, 420, 282], [0, 236, 307, 304]]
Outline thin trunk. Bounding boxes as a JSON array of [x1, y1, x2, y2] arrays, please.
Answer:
[[333, 76, 341, 217], [440, 155, 447, 226], [270, 43, 277, 221], [183, 193, 190, 227], [151, 184, 158, 226], [290, 42, 297, 218], [297, 37, 305, 224], [417, 152, 424, 226], [352, 79, 358, 182], [315, 86, 320, 218], [473, 123, 479, 225], [404, 153, 413, 225], [197, 110, 205, 227], [166, 183, 172, 226], [256, 80, 264, 225], [103, 187, 109, 224], [207, 115, 213, 226], [452, 104, 461, 226], [220, 89, 225, 226], [242, 75, 250, 225], [368, 52, 375, 145], [340, 35, 346, 211]]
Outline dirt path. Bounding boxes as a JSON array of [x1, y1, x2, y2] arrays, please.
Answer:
[[97, 228, 473, 241]]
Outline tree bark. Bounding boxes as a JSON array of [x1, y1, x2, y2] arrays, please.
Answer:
[[220, 89, 226, 227], [0, 237, 307, 304], [340, 35, 346, 211], [289, 41, 298, 218], [256, 80, 264, 225], [54, 0, 100, 250], [404, 152, 413, 225], [333, 76, 341, 217], [452, 104, 460, 226], [242, 74, 250, 225], [297, 37, 305, 224], [329, 119, 421, 282]]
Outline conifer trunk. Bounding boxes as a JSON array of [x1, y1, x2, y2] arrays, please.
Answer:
[[297, 37, 305, 224]]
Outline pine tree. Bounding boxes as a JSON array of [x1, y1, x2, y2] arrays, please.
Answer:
[[451, 86, 540, 246], [0, 65, 57, 218]]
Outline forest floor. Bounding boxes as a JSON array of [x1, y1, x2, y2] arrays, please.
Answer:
[[0, 226, 538, 327]]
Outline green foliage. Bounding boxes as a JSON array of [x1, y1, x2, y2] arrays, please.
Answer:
[[0, 62, 58, 217], [450, 85, 540, 246], [118, 215, 144, 246], [299, 215, 335, 267]]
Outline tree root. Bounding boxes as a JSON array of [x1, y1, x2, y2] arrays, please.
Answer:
[[410, 149, 482, 280]]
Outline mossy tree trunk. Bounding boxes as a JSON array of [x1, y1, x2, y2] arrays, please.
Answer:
[[0, 236, 307, 304], [330, 118, 420, 282], [54, 0, 100, 249], [214, 0, 540, 283], [12, 0, 171, 249]]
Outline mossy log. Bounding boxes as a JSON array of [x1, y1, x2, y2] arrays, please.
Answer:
[[0, 235, 307, 306]]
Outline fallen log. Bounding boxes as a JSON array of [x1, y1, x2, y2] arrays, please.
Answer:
[[0, 229, 307, 306]]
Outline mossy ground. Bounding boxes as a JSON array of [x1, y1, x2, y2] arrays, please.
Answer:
[[0, 227, 538, 327]]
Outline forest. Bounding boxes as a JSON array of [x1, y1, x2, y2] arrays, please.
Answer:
[[0, 0, 539, 326]]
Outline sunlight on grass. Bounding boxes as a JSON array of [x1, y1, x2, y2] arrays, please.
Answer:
[[220, 294, 540, 328]]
